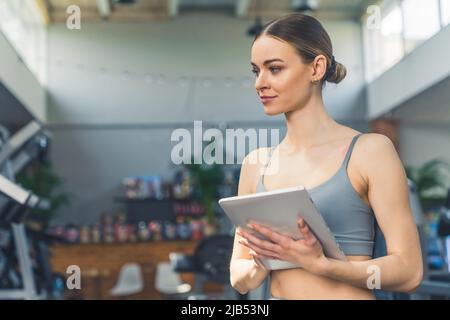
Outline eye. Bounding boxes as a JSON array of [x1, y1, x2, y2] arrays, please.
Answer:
[[251, 68, 259, 76], [270, 66, 282, 74]]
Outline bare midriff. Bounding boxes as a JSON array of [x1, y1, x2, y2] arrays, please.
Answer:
[[270, 255, 376, 300]]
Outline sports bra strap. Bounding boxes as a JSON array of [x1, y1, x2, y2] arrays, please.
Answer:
[[343, 133, 364, 170], [260, 133, 364, 185]]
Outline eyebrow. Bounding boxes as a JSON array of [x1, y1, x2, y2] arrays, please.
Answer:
[[251, 59, 285, 67]]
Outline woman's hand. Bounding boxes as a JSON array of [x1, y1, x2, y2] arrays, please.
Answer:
[[236, 219, 329, 274]]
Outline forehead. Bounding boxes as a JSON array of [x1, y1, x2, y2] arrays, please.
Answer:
[[251, 35, 299, 64]]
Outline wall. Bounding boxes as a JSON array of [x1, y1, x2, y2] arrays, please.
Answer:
[[392, 76, 450, 167], [399, 124, 450, 167]]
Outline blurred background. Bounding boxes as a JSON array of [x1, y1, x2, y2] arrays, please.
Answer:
[[0, 0, 450, 300]]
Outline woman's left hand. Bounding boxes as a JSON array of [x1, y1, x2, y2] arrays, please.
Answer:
[[237, 219, 329, 274]]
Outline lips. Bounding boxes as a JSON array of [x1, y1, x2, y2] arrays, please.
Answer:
[[260, 96, 277, 103]]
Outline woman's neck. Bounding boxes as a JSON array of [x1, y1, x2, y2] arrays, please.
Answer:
[[282, 95, 338, 152]]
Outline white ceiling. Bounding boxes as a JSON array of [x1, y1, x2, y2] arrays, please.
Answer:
[[42, 0, 373, 23], [45, 0, 172, 22], [245, 0, 374, 20]]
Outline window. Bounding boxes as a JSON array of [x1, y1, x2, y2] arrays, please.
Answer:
[[362, 0, 447, 82], [441, 0, 450, 26], [402, 0, 441, 53], [379, 5, 404, 71], [363, 1, 404, 81], [0, 0, 47, 85]]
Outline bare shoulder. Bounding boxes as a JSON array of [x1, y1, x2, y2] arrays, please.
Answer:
[[353, 133, 401, 180], [356, 133, 397, 158]]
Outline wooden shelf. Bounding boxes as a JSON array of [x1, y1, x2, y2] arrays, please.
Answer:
[[114, 197, 196, 203], [49, 241, 223, 300]]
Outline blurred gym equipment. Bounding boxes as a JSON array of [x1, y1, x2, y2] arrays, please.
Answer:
[[0, 121, 52, 299], [169, 234, 238, 299], [415, 188, 450, 299]]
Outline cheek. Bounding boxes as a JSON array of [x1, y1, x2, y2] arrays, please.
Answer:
[[277, 73, 310, 102]]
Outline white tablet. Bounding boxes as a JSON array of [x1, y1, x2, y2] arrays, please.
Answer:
[[218, 185, 347, 270]]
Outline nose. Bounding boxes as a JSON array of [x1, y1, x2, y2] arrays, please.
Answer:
[[254, 71, 269, 93]]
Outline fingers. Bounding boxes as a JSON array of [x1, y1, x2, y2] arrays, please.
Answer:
[[249, 250, 271, 269], [238, 237, 280, 259], [298, 218, 310, 237], [237, 228, 282, 253], [297, 219, 318, 246], [249, 250, 262, 267], [235, 227, 247, 241], [249, 223, 292, 248]]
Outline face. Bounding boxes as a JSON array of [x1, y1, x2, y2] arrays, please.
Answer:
[[251, 35, 319, 116]]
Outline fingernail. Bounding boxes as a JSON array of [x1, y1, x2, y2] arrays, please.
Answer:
[[247, 223, 254, 229]]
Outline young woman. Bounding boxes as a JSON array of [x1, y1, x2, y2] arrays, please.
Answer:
[[229, 13, 423, 300]]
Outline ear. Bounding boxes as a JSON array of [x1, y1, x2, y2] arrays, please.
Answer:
[[310, 54, 328, 82]]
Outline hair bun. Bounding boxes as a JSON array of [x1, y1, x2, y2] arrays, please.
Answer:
[[326, 59, 346, 84]]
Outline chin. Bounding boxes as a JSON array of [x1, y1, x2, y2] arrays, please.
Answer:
[[263, 105, 285, 116]]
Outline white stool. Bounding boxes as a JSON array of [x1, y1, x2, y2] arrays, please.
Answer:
[[110, 263, 144, 297], [155, 262, 191, 298]]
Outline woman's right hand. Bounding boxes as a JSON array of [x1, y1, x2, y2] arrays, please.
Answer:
[[235, 227, 270, 273], [248, 248, 269, 270]]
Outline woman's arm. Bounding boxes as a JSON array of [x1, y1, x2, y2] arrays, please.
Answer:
[[316, 134, 423, 292], [238, 134, 423, 293], [229, 148, 271, 294], [230, 257, 269, 294]]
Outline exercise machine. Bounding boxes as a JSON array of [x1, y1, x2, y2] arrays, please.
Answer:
[[0, 121, 51, 299]]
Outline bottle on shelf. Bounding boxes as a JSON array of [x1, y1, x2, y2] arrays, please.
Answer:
[[101, 213, 114, 243], [79, 226, 90, 244], [176, 216, 192, 240], [190, 219, 203, 240], [91, 224, 102, 244], [149, 220, 162, 241], [137, 221, 151, 241]]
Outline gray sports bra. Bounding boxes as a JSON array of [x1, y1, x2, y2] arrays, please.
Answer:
[[256, 133, 375, 257]]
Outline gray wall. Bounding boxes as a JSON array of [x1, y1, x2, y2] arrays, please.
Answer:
[[399, 124, 450, 167], [391, 76, 450, 167], [47, 12, 368, 225]]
